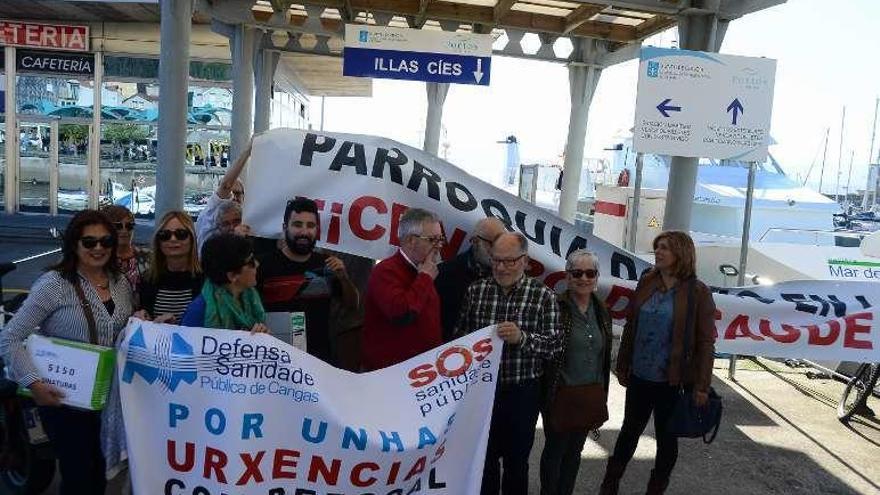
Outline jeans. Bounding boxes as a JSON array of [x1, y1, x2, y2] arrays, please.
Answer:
[[609, 376, 680, 479], [40, 406, 106, 495], [480, 379, 541, 495], [539, 427, 589, 495]]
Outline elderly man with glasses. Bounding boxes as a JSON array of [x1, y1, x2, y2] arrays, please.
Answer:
[[434, 217, 507, 342], [361, 208, 445, 371], [455, 232, 561, 495]]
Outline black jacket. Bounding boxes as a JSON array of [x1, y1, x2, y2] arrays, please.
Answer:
[[434, 248, 491, 342]]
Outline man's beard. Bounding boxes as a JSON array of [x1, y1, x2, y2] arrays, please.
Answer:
[[285, 233, 315, 255]]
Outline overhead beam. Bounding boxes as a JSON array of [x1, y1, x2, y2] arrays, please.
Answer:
[[494, 0, 517, 23], [563, 3, 605, 35], [247, 0, 643, 42]]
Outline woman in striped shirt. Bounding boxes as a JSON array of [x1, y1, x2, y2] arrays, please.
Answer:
[[0, 210, 134, 494], [138, 211, 203, 324]]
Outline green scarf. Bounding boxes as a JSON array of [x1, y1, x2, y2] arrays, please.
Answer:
[[202, 280, 266, 330]]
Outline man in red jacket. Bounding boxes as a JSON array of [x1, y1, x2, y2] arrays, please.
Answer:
[[361, 208, 443, 370]]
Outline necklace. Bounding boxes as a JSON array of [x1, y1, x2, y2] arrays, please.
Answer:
[[80, 271, 109, 290]]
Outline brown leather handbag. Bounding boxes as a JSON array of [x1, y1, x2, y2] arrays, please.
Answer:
[[546, 383, 608, 433]]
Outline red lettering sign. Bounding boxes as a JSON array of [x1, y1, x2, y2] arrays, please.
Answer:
[[0, 21, 89, 52]]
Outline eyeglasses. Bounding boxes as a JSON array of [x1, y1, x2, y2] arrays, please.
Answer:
[[156, 228, 192, 242], [113, 221, 135, 232], [415, 235, 446, 246], [568, 268, 599, 279], [79, 236, 116, 249], [242, 255, 257, 268], [491, 254, 525, 268]]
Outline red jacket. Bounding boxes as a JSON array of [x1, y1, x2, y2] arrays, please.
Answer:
[[362, 251, 441, 371]]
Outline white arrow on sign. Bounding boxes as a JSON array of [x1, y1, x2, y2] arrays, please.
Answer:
[[473, 59, 483, 83]]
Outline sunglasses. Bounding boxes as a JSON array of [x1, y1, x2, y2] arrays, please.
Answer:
[[79, 235, 116, 249], [113, 221, 135, 231], [568, 269, 599, 279], [157, 228, 192, 242]]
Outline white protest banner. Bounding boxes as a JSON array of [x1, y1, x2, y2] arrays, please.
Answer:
[[599, 279, 879, 363], [244, 129, 879, 363], [118, 320, 502, 494], [244, 129, 652, 286]]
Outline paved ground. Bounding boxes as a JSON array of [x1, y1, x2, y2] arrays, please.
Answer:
[[530, 358, 880, 494], [2, 215, 878, 494]]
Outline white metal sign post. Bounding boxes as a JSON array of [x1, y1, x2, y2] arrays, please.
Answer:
[[632, 47, 777, 379], [633, 47, 776, 161]]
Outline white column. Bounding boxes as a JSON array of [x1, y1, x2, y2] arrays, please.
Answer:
[[423, 82, 449, 156], [254, 46, 279, 134], [155, 0, 193, 220], [231, 25, 255, 162], [559, 39, 604, 222], [88, 51, 103, 210], [4, 46, 17, 213], [662, 4, 726, 231], [49, 119, 59, 215]]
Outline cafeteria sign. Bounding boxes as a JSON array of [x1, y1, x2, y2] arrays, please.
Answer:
[[0, 20, 89, 52]]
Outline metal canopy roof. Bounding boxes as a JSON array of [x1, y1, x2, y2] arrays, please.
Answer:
[[206, 0, 681, 63]]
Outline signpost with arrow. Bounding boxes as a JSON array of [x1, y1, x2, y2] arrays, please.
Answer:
[[343, 24, 493, 86], [632, 47, 776, 162]]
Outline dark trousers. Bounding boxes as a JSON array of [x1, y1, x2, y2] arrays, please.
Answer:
[[539, 427, 589, 495], [481, 379, 541, 495], [40, 406, 106, 495], [609, 376, 680, 479]]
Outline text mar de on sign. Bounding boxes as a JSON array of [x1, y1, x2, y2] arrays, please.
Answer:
[[0, 20, 89, 52]]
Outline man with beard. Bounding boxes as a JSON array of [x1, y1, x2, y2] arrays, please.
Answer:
[[434, 217, 506, 342], [257, 197, 358, 364]]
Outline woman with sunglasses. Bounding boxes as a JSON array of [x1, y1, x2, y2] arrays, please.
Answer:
[[0, 210, 133, 494], [138, 211, 203, 324], [181, 233, 269, 333], [101, 205, 150, 295], [600, 231, 716, 494], [540, 249, 612, 495]]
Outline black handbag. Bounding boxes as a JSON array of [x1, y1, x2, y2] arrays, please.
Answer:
[[666, 279, 722, 443]]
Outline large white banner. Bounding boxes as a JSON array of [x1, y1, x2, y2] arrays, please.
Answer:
[[244, 129, 880, 363], [119, 320, 502, 494]]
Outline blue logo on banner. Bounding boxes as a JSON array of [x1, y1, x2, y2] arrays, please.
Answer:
[[647, 61, 660, 78], [359, 30, 369, 43], [122, 326, 198, 392]]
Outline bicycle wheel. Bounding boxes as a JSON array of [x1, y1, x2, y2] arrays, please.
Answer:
[[838, 364, 874, 422]]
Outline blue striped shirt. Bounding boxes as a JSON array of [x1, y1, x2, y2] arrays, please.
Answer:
[[0, 270, 133, 388]]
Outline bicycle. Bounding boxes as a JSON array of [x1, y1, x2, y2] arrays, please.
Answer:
[[837, 362, 879, 423]]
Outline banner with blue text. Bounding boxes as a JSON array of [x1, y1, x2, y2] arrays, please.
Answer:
[[119, 321, 502, 495]]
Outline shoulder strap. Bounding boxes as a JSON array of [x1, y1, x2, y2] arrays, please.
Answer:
[[73, 279, 99, 345], [679, 278, 696, 383]]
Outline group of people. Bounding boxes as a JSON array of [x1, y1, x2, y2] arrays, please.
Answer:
[[0, 136, 717, 495], [362, 210, 717, 495]]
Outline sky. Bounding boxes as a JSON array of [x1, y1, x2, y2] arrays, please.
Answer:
[[321, 0, 880, 196]]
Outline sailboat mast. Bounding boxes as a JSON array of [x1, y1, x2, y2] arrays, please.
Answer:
[[845, 149, 855, 205], [835, 106, 846, 204], [818, 127, 829, 193], [867, 97, 879, 208]]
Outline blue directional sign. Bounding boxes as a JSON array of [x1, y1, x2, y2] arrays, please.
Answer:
[[343, 24, 493, 86]]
